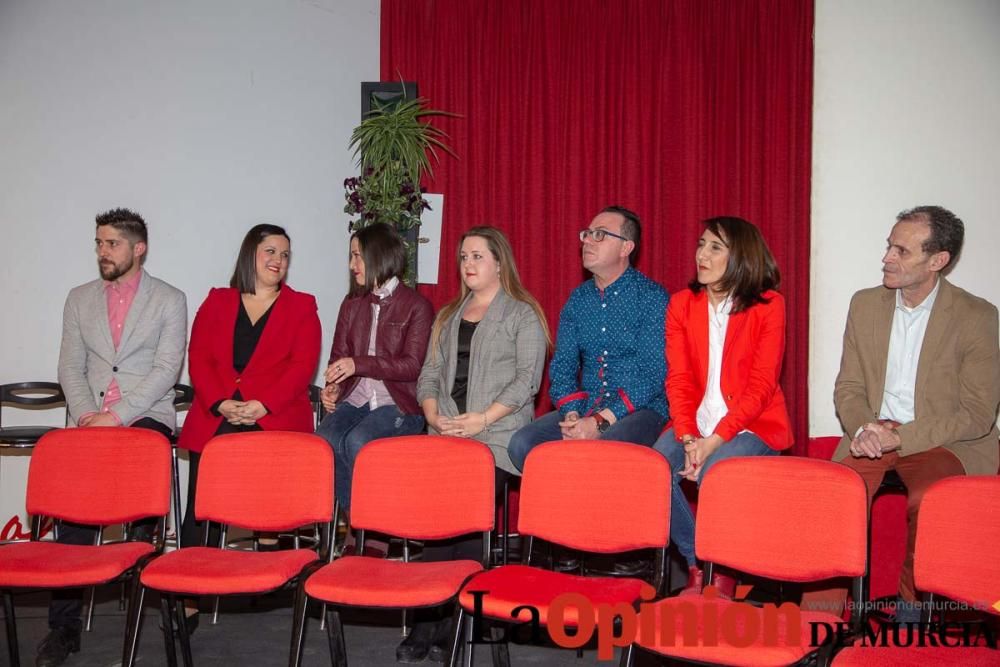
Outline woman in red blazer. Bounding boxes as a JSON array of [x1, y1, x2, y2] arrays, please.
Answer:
[[179, 224, 321, 555], [653, 216, 792, 598]]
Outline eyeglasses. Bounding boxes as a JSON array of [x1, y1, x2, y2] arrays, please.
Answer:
[[579, 228, 628, 243]]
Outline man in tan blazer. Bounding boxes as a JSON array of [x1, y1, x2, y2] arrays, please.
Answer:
[[829, 205, 999, 620]]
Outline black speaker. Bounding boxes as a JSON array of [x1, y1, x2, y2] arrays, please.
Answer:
[[360, 81, 418, 119]]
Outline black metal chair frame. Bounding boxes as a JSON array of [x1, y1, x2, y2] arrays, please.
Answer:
[[0, 382, 67, 449]]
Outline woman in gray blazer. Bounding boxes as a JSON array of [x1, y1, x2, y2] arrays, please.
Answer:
[[400, 226, 549, 661], [417, 226, 550, 474]]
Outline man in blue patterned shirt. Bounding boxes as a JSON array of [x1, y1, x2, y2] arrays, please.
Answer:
[[508, 206, 670, 472]]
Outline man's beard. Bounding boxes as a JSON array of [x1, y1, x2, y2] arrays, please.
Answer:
[[99, 256, 133, 281]]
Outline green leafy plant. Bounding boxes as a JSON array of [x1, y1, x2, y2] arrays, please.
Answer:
[[344, 92, 458, 284]]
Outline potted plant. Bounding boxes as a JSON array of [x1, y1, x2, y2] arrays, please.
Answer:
[[344, 90, 457, 285]]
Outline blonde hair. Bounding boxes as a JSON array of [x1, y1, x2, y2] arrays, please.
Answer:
[[429, 226, 551, 358]]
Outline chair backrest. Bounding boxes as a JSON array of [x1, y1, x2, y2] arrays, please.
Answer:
[[350, 435, 495, 540], [195, 431, 333, 531], [696, 456, 868, 582], [914, 475, 1000, 614], [26, 427, 171, 525], [0, 382, 66, 425], [518, 440, 671, 553]]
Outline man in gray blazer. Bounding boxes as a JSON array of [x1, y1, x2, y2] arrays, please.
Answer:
[[40, 208, 186, 667]]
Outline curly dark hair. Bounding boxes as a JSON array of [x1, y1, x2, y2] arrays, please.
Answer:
[[95, 208, 147, 245]]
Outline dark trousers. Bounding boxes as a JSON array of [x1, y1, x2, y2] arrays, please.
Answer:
[[413, 467, 511, 626], [49, 417, 173, 631], [179, 450, 221, 549]]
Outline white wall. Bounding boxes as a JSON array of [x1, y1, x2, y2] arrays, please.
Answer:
[[0, 0, 378, 534], [1, 0, 378, 393], [811, 0, 1000, 436]]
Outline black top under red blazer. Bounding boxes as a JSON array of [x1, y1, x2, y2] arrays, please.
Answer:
[[180, 285, 322, 453], [329, 282, 433, 415]]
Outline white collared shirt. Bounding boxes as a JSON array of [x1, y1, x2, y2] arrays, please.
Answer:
[[879, 279, 940, 424], [696, 294, 733, 437], [346, 276, 400, 409]]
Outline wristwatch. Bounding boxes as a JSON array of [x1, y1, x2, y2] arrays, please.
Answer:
[[593, 412, 611, 434]]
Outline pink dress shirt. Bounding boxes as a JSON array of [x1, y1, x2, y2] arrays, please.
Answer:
[[80, 270, 142, 424]]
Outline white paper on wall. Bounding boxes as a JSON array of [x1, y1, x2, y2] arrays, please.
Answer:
[[417, 193, 444, 284]]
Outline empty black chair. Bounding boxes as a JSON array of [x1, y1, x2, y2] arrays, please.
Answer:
[[0, 382, 66, 448]]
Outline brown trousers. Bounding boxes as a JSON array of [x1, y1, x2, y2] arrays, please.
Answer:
[[801, 446, 964, 614]]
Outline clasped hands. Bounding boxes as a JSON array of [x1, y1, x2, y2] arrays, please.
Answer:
[[78, 412, 119, 427], [218, 399, 267, 426], [558, 411, 601, 440], [677, 433, 724, 482], [320, 357, 357, 411], [430, 412, 487, 438], [849, 422, 901, 459]]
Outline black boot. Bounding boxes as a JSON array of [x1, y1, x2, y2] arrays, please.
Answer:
[[426, 617, 454, 663], [36, 626, 81, 667], [396, 620, 436, 663]]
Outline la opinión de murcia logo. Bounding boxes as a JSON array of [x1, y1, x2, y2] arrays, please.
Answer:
[[465, 585, 998, 660], [1, 514, 54, 541]]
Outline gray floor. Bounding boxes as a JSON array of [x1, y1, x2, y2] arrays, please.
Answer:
[[6, 590, 666, 666]]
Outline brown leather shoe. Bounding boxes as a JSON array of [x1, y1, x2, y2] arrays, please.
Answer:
[[680, 565, 703, 596]]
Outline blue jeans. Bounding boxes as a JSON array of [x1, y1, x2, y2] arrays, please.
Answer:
[[315, 402, 425, 511], [507, 408, 666, 473], [652, 428, 778, 566]]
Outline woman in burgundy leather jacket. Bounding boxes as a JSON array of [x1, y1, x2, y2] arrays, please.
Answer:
[[316, 223, 433, 516]]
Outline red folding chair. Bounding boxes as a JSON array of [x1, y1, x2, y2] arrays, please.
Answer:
[[122, 431, 333, 667], [626, 456, 869, 667], [0, 427, 171, 667], [452, 439, 671, 666], [289, 434, 495, 666], [833, 475, 1000, 665]]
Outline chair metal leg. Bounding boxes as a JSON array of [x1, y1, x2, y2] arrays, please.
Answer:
[[462, 611, 475, 667], [121, 583, 146, 667], [289, 582, 310, 667], [84, 585, 97, 631], [174, 596, 194, 667], [160, 596, 178, 667], [447, 608, 464, 667], [171, 445, 183, 549], [3, 591, 20, 667], [502, 479, 510, 566], [490, 623, 510, 667], [325, 607, 347, 666], [211, 596, 220, 625]]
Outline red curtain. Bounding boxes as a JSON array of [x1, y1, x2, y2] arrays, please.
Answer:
[[381, 0, 813, 453]]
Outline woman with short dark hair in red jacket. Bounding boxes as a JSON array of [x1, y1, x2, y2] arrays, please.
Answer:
[[652, 216, 793, 598], [316, 223, 433, 517], [178, 223, 321, 625]]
